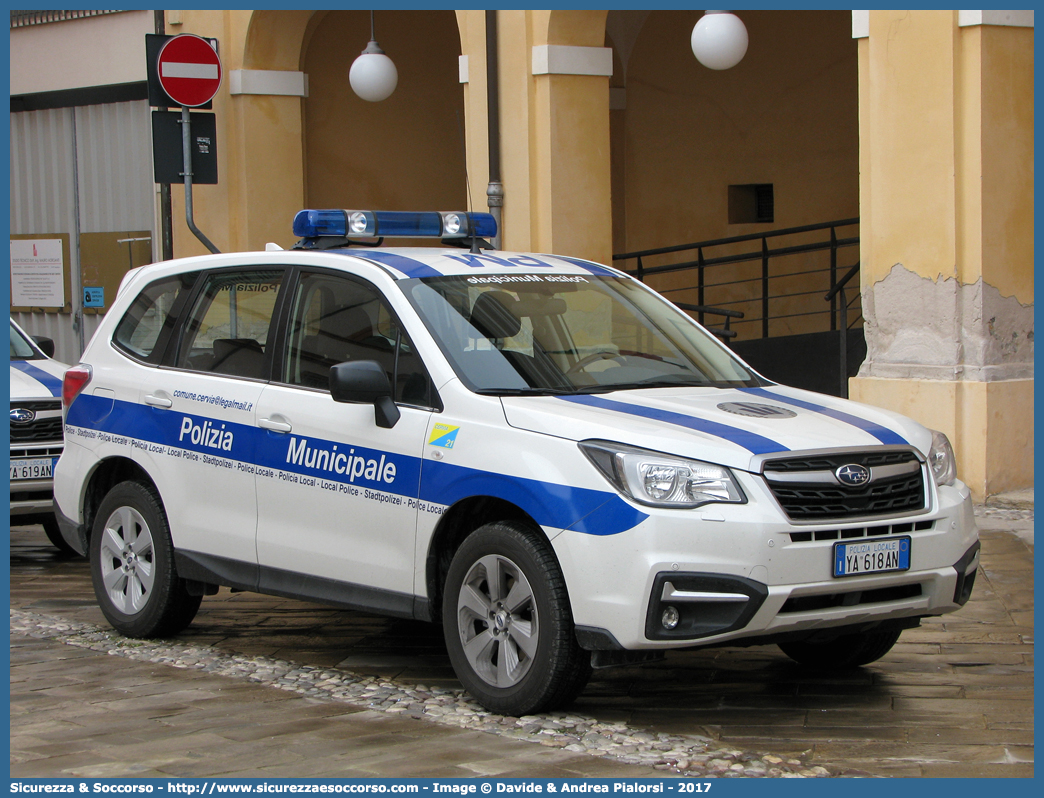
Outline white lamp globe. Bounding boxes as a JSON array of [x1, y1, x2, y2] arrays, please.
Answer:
[[349, 43, 398, 102], [691, 11, 748, 71]]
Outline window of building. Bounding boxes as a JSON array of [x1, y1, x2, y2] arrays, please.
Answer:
[[728, 184, 774, 224]]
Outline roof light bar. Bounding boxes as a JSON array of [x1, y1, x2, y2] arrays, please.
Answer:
[[293, 209, 497, 240]]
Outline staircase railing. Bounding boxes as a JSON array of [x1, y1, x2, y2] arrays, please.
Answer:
[[672, 303, 743, 341], [824, 261, 862, 398], [613, 218, 860, 339]]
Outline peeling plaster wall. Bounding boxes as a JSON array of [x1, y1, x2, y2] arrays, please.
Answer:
[[859, 264, 1034, 382]]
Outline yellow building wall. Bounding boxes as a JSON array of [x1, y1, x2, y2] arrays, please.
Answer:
[[494, 10, 612, 263], [851, 11, 1033, 501], [978, 26, 1034, 302]]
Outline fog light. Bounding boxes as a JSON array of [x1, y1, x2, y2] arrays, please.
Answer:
[[661, 606, 680, 630]]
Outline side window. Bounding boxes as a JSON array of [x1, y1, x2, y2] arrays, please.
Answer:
[[175, 269, 284, 379], [283, 272, 437, 407], [113, 272, 198, 363]]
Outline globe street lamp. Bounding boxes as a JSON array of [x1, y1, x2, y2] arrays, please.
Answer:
[[691, 11, 748, 71], [349, 11, 398, 102]]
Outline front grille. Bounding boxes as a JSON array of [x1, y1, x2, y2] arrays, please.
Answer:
[[11, 489, 52, 502], [789, 519, 935, 543], [10, 400, 63, 444], [764, 449, 918, 473], [763, 450, 926, 521], [10, 445, 63, 459], [11, 417, 63, 442]]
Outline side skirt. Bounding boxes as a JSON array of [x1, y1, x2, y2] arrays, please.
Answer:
[[173, 550, 430, 621]]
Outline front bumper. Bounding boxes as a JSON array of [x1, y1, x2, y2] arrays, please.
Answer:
[[10, 441, 63, 516], [10, 480, 56, 515], [553, 477, 979, 651]]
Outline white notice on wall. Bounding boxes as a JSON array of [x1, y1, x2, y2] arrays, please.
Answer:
[[10, 239, 65, 308]]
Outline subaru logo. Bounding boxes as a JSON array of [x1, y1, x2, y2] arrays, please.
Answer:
[[835, 463, 871, 487], [10, 408, 36, 425]]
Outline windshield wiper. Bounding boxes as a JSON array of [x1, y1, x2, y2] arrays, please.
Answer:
[[473, 386, 578, 397], [475, 376, 717, 397], [580, 377, 712, 393]]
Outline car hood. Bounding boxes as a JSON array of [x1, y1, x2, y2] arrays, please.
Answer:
[[501, 384, 932, 473], [10, 359, 67, 401]]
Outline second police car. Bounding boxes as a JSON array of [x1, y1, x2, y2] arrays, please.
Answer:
[[10, 318, 75, 555], [54, 210, 979, 715]]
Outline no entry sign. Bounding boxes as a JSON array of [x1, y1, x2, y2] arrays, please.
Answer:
[[157, 34, 222, 107]]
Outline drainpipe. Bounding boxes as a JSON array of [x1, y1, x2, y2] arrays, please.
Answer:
[[485, 10, 503, 250]]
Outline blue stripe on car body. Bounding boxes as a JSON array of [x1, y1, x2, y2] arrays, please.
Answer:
[[557, 394, 789, 455], [740, 387, 909, 445], [64, 394, 646, 536], [11, 361, 63, 397], [354, 250, 444, 279], [419, 459, 647, 536]]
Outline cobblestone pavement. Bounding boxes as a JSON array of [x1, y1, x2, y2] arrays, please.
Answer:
[[9, 504, 1033, 778]]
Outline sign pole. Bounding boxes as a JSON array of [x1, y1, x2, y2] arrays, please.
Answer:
[[179, 107, 220, 253], [154, 33, 223, 254]]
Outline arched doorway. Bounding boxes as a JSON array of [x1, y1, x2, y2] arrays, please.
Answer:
[[302, 10, 466, 214], [607, 10, 859, 341]]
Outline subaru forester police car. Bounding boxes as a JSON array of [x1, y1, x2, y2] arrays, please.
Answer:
[[10, 318, 75, 554], [54, 209, 979, 715]]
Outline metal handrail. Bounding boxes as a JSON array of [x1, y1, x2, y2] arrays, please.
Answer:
[[823, 261, 862, 397], [613, 218, 859, 339], [615, 218, 863, 396], [613, 218, 859, 262], [673, 302, 743, 341], [824, 262, 861, 302]]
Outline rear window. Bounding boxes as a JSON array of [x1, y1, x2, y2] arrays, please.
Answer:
[[174, 269, 284, 379], [113, 273, 198, 363]]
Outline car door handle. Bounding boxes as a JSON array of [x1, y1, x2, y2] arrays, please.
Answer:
[[258, 417, 292, 433], [144, 393, 173, 409]]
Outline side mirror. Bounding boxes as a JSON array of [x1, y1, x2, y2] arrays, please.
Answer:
[[32, 336, 55, 358], [329, 360, 400, 429]]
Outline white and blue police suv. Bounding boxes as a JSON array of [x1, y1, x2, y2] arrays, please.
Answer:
[[54, 210, 979, 715], [10, 318, 75, 554]]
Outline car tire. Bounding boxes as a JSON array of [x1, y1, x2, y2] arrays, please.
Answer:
[[443, 521, 591, 716], [90, 481, 202, 638], [778, 626, 903, 670], [42, 516, 78, 558]]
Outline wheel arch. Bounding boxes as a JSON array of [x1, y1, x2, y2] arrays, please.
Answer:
[[81, 456, 160, 550], [424, 495, 543, 624]]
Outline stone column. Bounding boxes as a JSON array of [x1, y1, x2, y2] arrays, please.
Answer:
[[849, 10, 1033, 500]]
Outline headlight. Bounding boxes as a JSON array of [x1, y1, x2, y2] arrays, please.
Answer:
[[580, 440, 745, 509], [928, 429, 957, 486]]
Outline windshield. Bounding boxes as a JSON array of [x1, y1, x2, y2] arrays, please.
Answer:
[[10, 322, 40, 361], [403, 273, 763, 395]]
